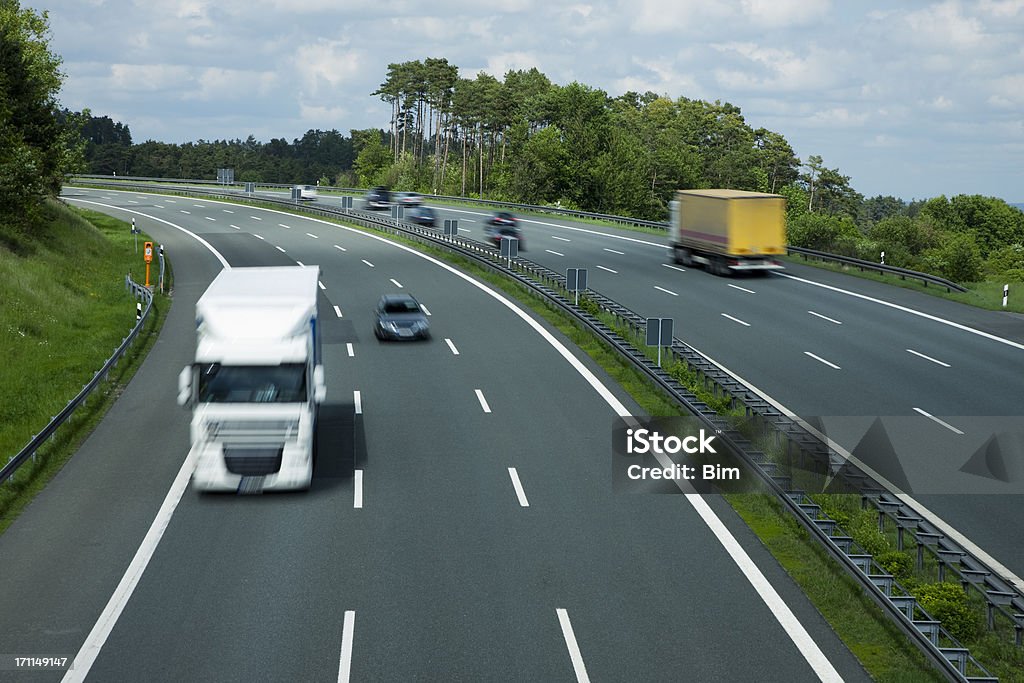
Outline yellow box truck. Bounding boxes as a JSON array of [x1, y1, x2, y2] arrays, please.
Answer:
[[669, 189, 786, 276]]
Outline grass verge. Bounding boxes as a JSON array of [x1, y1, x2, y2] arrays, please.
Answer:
[[0, 200, 171, 536]]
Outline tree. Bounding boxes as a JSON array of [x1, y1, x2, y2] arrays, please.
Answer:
[[0, 0, 82, 237]]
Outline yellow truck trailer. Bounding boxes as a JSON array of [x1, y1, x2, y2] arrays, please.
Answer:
[[668, 189, 786, 276]]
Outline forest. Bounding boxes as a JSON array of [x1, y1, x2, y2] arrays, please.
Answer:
[[76, 57, 1024, 284]]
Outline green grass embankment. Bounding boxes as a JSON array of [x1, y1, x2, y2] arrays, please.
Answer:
[[0, 200, 169, 534]]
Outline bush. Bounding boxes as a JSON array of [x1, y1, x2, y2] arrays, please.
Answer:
[[877, 551, 914, 583], [921, 232, 983, 283], [912, 582, 979, 642]]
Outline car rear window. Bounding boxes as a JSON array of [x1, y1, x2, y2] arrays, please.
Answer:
[[384, 300, 420, 313]]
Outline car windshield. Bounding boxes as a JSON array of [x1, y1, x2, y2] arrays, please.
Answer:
[[383, 299, 421, 314], [197, 363, 306, 403]]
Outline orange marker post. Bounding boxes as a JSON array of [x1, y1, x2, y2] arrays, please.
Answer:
[[143, 241, 154, 287]]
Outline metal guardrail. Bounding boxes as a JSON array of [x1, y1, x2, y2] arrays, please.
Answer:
[[73, 175, 969, 292], [1, 275, 154, 486], [70, 180, 1014, 679], [788, 246, 968, 292]]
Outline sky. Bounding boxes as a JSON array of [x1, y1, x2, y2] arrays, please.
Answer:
[[28, 0, 1024, 203]]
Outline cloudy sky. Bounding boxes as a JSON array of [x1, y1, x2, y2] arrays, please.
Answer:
[[30, 0, 1024, 202]]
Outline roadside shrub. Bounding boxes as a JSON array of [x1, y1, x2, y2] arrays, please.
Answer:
[[912, 582, 979, 642], [877, 551, 915, 583]]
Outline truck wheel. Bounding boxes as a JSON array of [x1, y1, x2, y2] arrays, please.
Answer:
[[674, 246, 693, 267]]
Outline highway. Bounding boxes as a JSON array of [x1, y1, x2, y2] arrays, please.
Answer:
[[0, 187, 869, 681], [402, 197, 1024, 588]]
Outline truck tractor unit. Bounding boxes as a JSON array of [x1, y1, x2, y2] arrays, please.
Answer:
[[177, 266, 326, 492]]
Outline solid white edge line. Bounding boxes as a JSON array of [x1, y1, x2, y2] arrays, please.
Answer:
[[337, 610, 355, 683], [913, 407, 965, 435], [556, 609, 590, 683], [353, 470, 363, 509], [508, 467, 529, 507], [686, 492, 844, 682], [61, 448, 199, 683], [334, 305, 343, 318], [353, 390, 362, 415], [70, 191, 888, 668], [346, 343, 355, 357], [808, 311, 842, 325], [779, 272, 1024, 352], [728, 284, 756, 294], [64, 199, 230, 269], [475, 389, 491, 413], [654, 285, 678, 296], [445, 338, 460, 355], [906, 349, 950, 367], [804, 351, 841, 369], [721, 313, 751, 327]]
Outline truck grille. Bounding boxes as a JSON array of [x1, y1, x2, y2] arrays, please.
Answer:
[[224, 447, 283, 476], [208, 419, 299, 441]]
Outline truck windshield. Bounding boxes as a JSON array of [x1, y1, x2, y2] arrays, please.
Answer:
[[197, 363, 307, 403]]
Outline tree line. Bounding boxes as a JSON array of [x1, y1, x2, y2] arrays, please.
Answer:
[[0, 1, 85, 249], [53, 51, 1024, 284]]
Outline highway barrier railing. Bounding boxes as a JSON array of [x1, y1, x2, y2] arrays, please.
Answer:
[[788, 246, 968, 292], [69, 180, 1017, 680], [1, 275, 153, 486]]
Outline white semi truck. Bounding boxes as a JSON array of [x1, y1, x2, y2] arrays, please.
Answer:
[[177, 266, 326, 492]]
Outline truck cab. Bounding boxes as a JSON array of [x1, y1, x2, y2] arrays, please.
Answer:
[[177, 266, 326, 492]]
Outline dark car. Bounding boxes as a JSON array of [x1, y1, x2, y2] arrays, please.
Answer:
[[406, 205, 437, 227], [365, 186, 391, 210], [483, 212, 525, 250], [374, 294, 430, 340]]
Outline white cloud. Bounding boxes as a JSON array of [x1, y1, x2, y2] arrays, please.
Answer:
[[484, 52, 544, 79], [740, 0, 831, 27], [807, 107, 869, 127], [292, 41, 364, 96], [109, 63, 192, 91], [929, 95, 954, 110], [611, 57, 698, 97], [978, 0, 1024, 17], [627, 0, 734, 34], [710, 42, 844, 92], [903, 1, 986, 49]]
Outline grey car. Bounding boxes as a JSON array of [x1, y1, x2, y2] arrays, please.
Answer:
[[374, 294, 430, 340]]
